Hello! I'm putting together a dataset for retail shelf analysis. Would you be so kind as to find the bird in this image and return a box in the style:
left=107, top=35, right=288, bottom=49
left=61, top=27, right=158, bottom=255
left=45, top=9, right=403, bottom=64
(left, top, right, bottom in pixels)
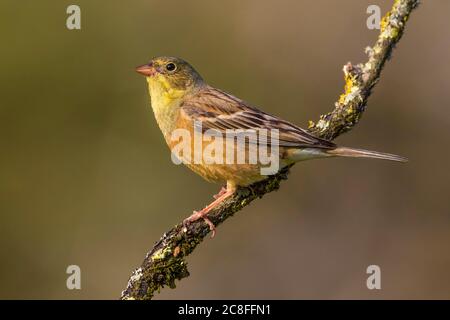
left=136, top=56, right=407, bottom=237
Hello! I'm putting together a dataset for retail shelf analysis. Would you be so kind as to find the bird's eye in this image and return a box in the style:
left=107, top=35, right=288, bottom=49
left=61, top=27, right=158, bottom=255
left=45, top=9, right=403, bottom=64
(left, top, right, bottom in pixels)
left=166, top=63, right=176, bottom=72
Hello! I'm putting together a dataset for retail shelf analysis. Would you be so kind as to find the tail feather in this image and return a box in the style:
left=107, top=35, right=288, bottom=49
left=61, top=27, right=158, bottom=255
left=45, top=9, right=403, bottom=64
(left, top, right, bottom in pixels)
left=327, top=147, right=408, bottom=163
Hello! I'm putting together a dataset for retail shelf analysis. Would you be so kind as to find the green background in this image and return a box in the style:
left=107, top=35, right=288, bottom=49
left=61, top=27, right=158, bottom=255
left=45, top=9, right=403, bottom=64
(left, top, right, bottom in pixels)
left=0, top=0, right=449, bottom=299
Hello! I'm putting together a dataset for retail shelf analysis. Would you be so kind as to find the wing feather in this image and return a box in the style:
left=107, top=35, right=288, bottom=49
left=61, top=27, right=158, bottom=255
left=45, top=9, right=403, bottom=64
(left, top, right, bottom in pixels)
left=181, top=86, right=335, bottom=149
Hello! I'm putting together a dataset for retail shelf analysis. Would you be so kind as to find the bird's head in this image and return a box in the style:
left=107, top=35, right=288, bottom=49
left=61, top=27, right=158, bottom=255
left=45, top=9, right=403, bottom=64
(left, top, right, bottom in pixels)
left=136, top=56, right=204, bottom=102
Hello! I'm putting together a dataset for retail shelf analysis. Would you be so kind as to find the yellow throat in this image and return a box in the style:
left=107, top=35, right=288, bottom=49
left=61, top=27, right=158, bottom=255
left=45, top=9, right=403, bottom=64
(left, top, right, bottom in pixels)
left=146, top=75, right=186, bottom=137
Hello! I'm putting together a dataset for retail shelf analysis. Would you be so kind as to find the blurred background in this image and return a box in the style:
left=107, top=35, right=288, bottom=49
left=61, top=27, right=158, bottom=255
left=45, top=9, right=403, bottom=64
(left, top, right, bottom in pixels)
left=0, top=0, right=449, bottom=299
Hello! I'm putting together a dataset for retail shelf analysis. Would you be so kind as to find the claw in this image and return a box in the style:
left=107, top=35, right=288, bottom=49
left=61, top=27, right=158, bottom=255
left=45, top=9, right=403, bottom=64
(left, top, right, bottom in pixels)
left=183, top=185, right=235, bottom=239
left=201, top=215, right=216, bottom=238
left=183, top=211, right=216, bottom=238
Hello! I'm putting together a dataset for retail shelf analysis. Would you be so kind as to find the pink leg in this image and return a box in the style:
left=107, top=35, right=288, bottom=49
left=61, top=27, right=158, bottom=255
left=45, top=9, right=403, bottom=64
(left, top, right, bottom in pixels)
left=213, top=186, right=227, bottom=199
left=184, top=185, right=235, bottom=238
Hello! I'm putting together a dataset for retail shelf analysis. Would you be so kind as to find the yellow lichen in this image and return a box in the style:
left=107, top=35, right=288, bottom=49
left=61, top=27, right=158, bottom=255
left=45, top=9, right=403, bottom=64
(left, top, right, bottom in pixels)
left=346, top=105, right=355, bottom=115
left=152, top=246, right=173, bottom=261
left=338, top=74, right=357, bottom=105
left=380, top=13, right=391, bottom=33
left=379, top=2, right=404, bottom=41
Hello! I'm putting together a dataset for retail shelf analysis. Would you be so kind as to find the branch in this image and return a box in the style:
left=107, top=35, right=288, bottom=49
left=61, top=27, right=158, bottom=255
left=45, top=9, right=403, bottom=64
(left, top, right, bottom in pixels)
left=121, top=0, right=420, bottom=300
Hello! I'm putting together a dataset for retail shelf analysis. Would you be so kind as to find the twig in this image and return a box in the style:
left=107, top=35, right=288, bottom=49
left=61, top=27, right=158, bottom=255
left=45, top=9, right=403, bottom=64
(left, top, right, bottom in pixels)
left=121, top=0, right=420, bottom=300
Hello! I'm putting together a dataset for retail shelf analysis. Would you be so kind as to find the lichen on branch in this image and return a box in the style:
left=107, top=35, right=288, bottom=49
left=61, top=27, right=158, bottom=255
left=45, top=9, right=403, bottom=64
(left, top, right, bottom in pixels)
left=121, top=0, right=420, bottom=300
left=308, top=0, right=419, bottom=141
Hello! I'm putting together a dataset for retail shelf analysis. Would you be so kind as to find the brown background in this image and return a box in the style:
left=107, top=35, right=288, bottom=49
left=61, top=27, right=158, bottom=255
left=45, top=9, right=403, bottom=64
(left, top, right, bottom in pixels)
left=0, top=0, right=449, bottom=299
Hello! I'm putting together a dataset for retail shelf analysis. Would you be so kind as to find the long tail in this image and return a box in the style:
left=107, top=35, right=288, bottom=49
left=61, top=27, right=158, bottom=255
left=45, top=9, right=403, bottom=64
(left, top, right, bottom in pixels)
left=326, top=147, right=408, bottom=162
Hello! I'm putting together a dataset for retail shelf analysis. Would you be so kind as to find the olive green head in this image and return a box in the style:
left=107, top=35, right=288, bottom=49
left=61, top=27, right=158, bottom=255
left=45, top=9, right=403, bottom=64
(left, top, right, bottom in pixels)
left=136, top=56, right=204, bottom=95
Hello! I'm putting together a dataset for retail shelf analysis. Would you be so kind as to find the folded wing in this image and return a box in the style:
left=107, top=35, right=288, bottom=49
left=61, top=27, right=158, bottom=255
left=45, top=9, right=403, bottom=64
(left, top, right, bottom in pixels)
left=180, top=86, right=336, bottom=149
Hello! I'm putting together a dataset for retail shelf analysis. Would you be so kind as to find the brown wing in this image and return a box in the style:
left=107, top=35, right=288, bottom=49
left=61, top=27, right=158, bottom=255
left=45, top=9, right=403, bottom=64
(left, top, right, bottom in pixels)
left=180, top=86, right=336, bottom=149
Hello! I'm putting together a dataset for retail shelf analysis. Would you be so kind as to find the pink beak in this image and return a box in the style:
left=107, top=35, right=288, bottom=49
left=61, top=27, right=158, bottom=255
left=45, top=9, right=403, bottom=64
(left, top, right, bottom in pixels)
left=136, top=63, right=156, bottom=76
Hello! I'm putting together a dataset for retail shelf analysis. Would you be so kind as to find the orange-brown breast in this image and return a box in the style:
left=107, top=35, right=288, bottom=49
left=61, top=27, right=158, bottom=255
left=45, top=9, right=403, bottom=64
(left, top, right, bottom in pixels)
left=164, top=110, right=291, bottom=186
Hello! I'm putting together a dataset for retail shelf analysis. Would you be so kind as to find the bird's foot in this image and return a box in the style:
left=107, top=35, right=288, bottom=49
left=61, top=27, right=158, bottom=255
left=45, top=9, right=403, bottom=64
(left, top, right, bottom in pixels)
left=183, top=185, right=235, bottom=238
left=183, top=209, right=216, bottom=238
